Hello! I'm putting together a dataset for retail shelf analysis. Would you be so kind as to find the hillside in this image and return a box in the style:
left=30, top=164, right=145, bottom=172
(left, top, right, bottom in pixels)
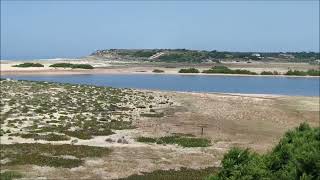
left=91, top=49, right=320, bottom=63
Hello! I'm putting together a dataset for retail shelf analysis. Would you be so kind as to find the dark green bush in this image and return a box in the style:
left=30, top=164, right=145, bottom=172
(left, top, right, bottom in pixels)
left=13, top=63, right=44, bottom=68
left=137, top=135, right=210, bottom=147
left=306, top=69, right=320, bottom=76
left=1, top=143, right=111, bottom=168
left=0, top=171, right=22, bottom=180
left=203, top=66, right=257, bottom=75
left=152, top=69, right=164, bottom=73
left=178, top=68, right=200, bottom=73
left=285, top=70, right=307, bottom=76
left=207, top=123, right=320, bottom=180
left=121, top=167, right=218, bottom=180
left=260, top=71, right=274, bottom=75
left=49, top=63, right=94, bottom=69
left=285, top=69, right=320, bottom=76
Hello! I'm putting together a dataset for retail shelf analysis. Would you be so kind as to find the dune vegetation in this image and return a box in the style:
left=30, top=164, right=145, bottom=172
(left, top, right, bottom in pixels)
left=49, top=63, right=94, bottom=69
left=137, top=134, right=211, bottom=147
left=12, top=63, right=44, bottom=68
left=178, top=68, right=200, bottom=73
left=0, top=79, right=173, bottom=141
left=202, top=66, right=257, bottom=75
left=207, top=123, right=320, bottom=180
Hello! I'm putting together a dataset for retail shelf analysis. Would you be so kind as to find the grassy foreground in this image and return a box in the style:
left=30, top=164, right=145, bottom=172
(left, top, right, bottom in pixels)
left=0, top=143, right=111, bottom=168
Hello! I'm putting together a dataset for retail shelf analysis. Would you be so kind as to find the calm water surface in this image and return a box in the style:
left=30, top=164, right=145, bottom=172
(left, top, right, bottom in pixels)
left=2, top=74, right=319, bottom=96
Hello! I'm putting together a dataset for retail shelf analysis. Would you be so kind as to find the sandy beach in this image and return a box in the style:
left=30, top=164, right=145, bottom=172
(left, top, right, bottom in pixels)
left=1, top=59, right=319, bottom=77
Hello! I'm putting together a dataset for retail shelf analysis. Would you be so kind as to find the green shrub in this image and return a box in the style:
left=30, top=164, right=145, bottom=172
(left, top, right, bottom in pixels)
left=306, top=69, right=320, bottom=76
left=49, top=63, right=94, bottom=69
left=178, top=68, right=200, bottom=73
left=137, top=137, right=157, bottom=143
left=207, top=123, right=320, bottom=180
left=121, top=167, right=218, bottom=180
left=70, top=64, right=94, bottom=69
left=152, top=69, right=164, bottom=73
left=0, top=171, right=22, bottom=180
left=260, top=71, right=274, bottom=75
left=20, top=133, right=70, bottom=141
left=285, top=70, right=307, bottom=76
left=137, top=135, right=210, bottom=147
left=1, top=143, right=111, bottom=168
left=202, top=66, right=257, bottom=75
left=13, top=63, right=44, bottom=68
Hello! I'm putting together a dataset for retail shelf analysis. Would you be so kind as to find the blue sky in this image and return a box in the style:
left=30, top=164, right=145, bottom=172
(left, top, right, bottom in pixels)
left=1, top=1, right=319, bottom=60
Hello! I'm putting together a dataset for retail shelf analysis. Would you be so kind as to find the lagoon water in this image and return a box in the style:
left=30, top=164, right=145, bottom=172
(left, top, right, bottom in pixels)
left=2, top=74, right=319, bottom=96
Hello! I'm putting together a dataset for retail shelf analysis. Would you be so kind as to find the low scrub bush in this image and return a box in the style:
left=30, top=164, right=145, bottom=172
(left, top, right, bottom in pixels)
left=49, top=63, right=94, bottom=69
left=178, top=68, right=200, bottom=73
left=260, top=71, right=280, bottom=75
left=203, top=66, right=257, bottom=75
left=13, top=63, right=44, bottom=68
left=1, top=143, right=111, bottom=168
left=285, top=70, right=308, bottom=76
left=284, top=69, right=320, bottom=76
left=152, top=69, right=164, bottom=73
left=137, top=135, right=210, bottom=147
left=307, top=69, right=320, bottom=76
left=0, top=171, right=22, bottom=180
left=20, top=133, right=70, bottom=141
left=121, top=167, right=218, bottom=180
left=207, top=123, right=320, bottom=180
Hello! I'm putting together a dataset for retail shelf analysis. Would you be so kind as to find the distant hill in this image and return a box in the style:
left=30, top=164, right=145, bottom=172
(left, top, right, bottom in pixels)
left=90, top=49, right=320, bottom=63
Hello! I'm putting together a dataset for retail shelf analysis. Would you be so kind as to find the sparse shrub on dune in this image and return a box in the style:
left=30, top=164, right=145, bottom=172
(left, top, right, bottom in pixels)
left=137, top=134, right=210, bottom=147
left=152, top=69, right=165, bottom=73
left=202, top=66, right=257, bottom=75
left=285, top=69, right=320, bottom=76
left=13, top=63, right=44, bottom=68
left=49, top=63, right=94, bottom=69
left=178, top=68, right=200, bottom=73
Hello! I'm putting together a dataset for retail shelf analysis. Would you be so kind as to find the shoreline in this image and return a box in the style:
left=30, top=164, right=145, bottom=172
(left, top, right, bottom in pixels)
left=1, top=59, right=319, bottom=77
left=1, top=68, right=319, bottom=78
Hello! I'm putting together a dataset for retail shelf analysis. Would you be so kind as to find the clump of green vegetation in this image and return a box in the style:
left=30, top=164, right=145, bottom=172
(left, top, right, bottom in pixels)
left=120, top=167, right=218, bottom=180
left=178, top=68, right=200, bottom=73
left=140, top=112, right=164, bottom=118
left=260, top=71, right=280, bottom=75
left=285, top=69, right=320, bottom=76
left=0, top=171, right=22, bottom=180
left=20, top=133, right=70, bottom=141
left=49, top=63, right=94, bottom=69
left=152, top=69, right=165, bottom=73
left=12, top=63, right=44, bottom=68
left=1, top=143, right=111, bottom=168
left=137, top=137, right=157, bottom=143
left=137, top=135, right=210, bottom=147
left=307, top=69, right=320, bottom=76
left=202, top=66, right=257, bottom=75
left=207, top=123, right=320, bottom=180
